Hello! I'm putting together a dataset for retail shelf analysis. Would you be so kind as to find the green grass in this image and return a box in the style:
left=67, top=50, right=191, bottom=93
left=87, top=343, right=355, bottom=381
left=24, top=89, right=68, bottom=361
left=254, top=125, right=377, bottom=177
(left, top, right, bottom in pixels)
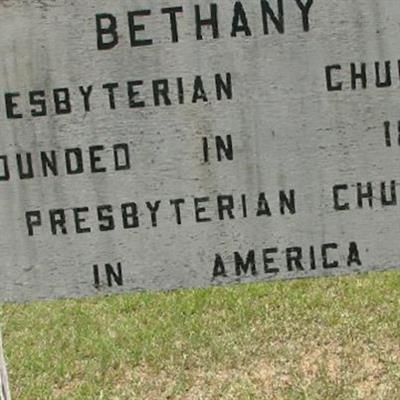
left=2, top=270, right=400, bottom=399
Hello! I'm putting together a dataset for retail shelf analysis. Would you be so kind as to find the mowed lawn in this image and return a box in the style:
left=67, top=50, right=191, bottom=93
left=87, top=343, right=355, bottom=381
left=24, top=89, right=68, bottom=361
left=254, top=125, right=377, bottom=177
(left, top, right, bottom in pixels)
left=2, top=270, right=400, bottom=399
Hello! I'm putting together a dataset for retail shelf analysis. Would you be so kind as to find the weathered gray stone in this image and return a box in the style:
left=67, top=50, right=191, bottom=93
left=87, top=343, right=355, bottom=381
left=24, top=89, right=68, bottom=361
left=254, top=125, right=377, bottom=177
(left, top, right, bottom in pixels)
left=0, top=0, right=399, bottom=302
